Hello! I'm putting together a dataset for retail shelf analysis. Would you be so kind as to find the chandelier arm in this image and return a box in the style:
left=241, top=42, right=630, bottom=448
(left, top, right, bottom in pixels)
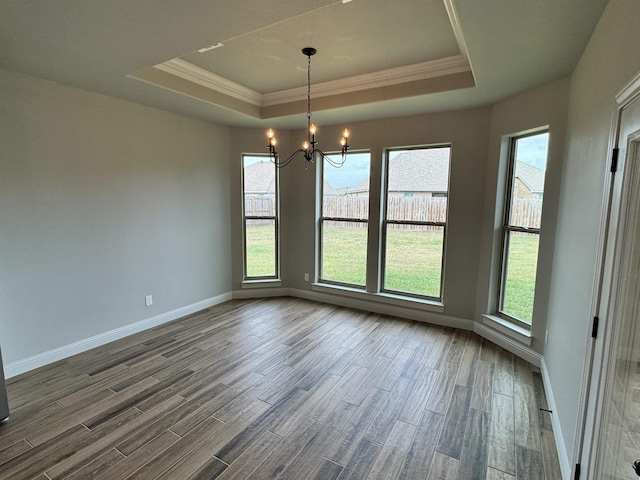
left=271, top=149, right=305, bottom=168
left=316, top=149, right=347, bottom=168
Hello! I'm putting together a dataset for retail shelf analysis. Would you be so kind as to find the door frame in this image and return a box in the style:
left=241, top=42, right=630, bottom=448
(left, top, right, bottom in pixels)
left=578, top=69, right=640, bottom=479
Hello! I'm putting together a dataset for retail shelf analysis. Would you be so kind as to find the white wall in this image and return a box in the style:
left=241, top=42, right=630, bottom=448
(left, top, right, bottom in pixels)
left=544, top=0, right=640, bottom=473
left=0, top=68, right=233, bottom=366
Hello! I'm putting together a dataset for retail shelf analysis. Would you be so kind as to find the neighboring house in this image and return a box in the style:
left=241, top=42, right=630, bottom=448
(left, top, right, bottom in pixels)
left=514, top=161, right=545, bottom=199
left=243, top=161, right=276, bottom=217
left=322, top=180, right=342, bottom=197
left=348, top=149, right=450, bottom=198
left=243, top=161, right=276, bottom=196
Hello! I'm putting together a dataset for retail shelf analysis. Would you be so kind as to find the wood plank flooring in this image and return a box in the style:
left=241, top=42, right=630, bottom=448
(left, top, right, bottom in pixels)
left=0, top=297, right=562, bottom=479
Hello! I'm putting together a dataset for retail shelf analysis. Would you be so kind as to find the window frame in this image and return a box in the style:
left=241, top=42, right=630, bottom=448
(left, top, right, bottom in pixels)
left=241, top=154, right=280, bottom=281
left=496, top=130, right=548, bottom=327
left=318, top=150, right=371, bottom=289
left=380, top=145, right=451, bottom=301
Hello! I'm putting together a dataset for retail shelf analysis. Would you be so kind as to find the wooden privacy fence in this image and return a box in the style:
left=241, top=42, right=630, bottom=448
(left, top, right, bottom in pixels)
left=245, top=195, right=543, bottom=230
left=244, top=196, right=276, bottom=217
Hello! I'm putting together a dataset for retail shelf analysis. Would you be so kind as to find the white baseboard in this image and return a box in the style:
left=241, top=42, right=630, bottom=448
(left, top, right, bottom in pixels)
left=473, top=321, right=542, bottom=367
left=232, top=287, right=292, bottom=299
left=288, top=287, right=473, bottom=330
left=4, top=293, right=232, bottom=379
left=541, top=356, right=572, bottom=480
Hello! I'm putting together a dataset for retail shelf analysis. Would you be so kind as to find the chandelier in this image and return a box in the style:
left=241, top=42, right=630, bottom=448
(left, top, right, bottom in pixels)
left=267, top=47, right=350, bottom=168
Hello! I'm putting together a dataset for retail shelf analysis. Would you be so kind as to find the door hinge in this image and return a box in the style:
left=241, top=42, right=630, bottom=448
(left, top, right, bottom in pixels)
left=611, top=147, right=619, bottom=172
left=592, top=316, right=599, bottom=338
left=574, top=463, right=581, bottom=480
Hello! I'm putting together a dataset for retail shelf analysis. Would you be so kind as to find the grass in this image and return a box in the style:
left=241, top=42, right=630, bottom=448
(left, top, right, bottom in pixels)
left=246, top=224, right=538, bottom=323
left=383, top=227, right=444, bottom=297
left=501, top=233, right=539, bottom=323
left=321, top=225, right=368, bottom=285
left=245, top=223, right=276, bottom=277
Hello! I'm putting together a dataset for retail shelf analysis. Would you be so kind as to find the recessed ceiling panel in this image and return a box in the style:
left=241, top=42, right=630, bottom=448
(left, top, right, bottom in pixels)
left=181, top=0, right=460, bottom=94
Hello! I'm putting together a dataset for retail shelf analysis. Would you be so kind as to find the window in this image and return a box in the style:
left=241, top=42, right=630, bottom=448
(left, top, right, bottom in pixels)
left=242, top=155, right=279, bottom=279
left=382, top=147, right=450, bottom=299
left=498, top=131, right=549, bottom=324
left=319, top=152, right=371, bottom=286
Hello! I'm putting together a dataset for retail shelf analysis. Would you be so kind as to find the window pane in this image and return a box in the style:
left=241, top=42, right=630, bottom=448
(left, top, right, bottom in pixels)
left=243, top=157, right=276, bottom=204
left=384, top=224, right=444, bottom=297
left=323, top=153, right=370, bottom=220
left=508, top=133, right=548, bottom=229
left=501, top=231, right=540, bottom=323
left=245, top=219, right=276, bottom=277
left=321, top=220, right=367, bottom=286
left=320, top=152, right=370, bottom=287
left=386, top=148, right=450, bottom=222
left=242, top=155, right=278, bottom=279
left=243, top=157, right=276, bottom=217
left=244, top=193, right=275, bottom=217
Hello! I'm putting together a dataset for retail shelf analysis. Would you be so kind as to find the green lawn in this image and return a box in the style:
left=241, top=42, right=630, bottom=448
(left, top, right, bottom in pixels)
left=246, top=224, right=538, bottom=323
left=501, top=233, right=539, bottom=323
left=244, top=223, right=276, bottom=277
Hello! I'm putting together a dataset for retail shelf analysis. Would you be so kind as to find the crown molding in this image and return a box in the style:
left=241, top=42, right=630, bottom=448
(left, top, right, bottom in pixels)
left=443, top=0, right=470, bottom=61
left=443, top=0, right=476, bottom=84
left=153, top=54, right=472, bottom=110
left=154, top=58, right=263, bottom=107
left=261, top=55, right=472, bottom=106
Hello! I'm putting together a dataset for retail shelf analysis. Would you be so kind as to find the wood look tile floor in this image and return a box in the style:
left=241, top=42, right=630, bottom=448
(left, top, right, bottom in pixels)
left=0, top=297, right=562, bottom=479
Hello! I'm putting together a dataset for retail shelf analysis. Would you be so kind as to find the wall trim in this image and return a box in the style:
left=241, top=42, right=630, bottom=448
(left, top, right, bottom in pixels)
left=4, top=293, right=232, bottom=379
left=232, top=287, right=292, bottom=299
left=234, top=288, right=552, bottom=369
left=7, top=288, right=547, bottom=391
left=261, top=55, right=471, bottom=107
left=311, top=283, right=445, bottom=314
left=291, top=287, right=473, bottom=330
left=541, top=356, right=572, bottom=480
left=232, top=286, right=472, bottom=329
left=151, top=55, right=472, bottom=110
left=473, top=321, right=542, bottom=367
left=155, top=59, right=263, bottom=106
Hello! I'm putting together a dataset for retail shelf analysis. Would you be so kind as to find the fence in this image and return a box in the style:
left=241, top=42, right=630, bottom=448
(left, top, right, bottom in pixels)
left=245, top=195, right=543, bottom=230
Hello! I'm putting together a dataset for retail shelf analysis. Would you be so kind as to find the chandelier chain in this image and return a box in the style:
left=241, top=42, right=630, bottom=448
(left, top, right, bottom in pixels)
left=266, top=47, right=349, bottom=169
left=307, top=53, right=312, bottom=121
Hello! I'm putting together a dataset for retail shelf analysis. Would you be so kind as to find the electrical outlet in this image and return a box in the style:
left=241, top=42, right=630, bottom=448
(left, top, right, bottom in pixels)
left=145, top=295, right=153, bottom=307
left=304, top=273, right=310, bottom=282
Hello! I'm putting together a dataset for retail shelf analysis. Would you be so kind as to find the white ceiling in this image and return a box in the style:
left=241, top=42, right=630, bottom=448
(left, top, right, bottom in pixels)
left=0, top=0, right=609, bottom=129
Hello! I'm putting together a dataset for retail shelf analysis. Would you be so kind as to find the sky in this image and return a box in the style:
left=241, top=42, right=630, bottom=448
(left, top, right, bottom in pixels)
left=247, top=131, right=550, bottom=189
left=325, top=133, right=550, bottom=189
left=515, top=132, right=549, bottom=171
left=324, top=152, right=371, bottom=189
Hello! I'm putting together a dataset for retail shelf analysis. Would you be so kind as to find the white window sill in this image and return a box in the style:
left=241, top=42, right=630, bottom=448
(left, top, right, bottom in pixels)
left=312, top=282, right=445, bottom=313
left=482, top=314, right=532, bottom=346
left=242, top=279, right=282, bottom=289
